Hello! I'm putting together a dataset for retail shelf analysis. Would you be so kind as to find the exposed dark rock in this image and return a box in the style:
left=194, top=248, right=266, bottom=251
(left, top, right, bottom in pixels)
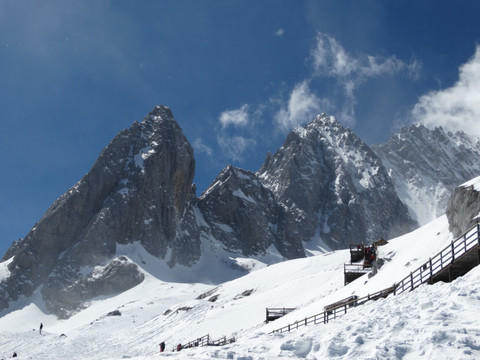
left=42, top=256, right=144, bottom=319
left=446, top=181, right=480, bottom=238
left=198, top=165, right=304, bottom=259
left=107, top=310, right=122, bottom=317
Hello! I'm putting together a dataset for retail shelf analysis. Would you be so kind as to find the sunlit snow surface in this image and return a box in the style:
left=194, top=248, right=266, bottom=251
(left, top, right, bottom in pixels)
left=1, top=215, right=480, bottom=359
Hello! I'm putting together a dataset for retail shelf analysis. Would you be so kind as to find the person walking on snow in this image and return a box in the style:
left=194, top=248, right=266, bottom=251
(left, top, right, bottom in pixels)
left=39, top=323, right=43, bottom=335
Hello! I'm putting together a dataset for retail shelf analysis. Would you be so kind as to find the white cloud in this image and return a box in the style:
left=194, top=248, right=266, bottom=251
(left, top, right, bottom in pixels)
left=219, top=104, right=249, bottom=128
left=275, top=28, right=285, bottom=37
left=217, top=135, right=256, bottom=162
left=312, top=34, right=357, bottom=77
left=274, top=81, right=329, bottom=131
left=412, top=46, right=480, bottom=137
left=311, top=33, right=416, bottom=80
left=192, top=138, right=213, bottom=156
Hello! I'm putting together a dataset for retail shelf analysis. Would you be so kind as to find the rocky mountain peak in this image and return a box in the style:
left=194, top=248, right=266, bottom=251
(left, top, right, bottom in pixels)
left=0, top=105, right=198, bottom=318
left=258, top=114, right=415, bottom=250
left=147, top=104, right=175, bottom=120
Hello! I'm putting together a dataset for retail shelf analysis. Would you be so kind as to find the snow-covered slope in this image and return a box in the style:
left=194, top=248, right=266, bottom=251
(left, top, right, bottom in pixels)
left=1, top=210, right=479, bottom=359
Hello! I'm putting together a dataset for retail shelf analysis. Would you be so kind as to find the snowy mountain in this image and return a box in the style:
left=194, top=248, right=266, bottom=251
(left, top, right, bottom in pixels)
left=372, top=124, right=480, bottom=225
left=0, top=106, right=200, bottom=319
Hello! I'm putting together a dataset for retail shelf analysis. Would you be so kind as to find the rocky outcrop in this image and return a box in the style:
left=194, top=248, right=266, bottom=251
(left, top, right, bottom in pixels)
left=42, top=256, right=144, bottom=319
left=446, top=178, right=480, bottom=238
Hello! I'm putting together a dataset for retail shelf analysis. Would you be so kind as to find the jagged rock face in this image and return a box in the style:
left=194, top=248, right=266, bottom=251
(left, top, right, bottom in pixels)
left=372, top=124, right=480, bottom=225
left=257, top=114, right=416, bottom=249
left=198, top=166, right=305, bottom=259
left=0, top=105, right=199, bottom=317
left=446, top=179, right=480, bottom=238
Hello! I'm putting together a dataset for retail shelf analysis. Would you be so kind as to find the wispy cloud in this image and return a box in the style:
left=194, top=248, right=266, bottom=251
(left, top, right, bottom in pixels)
left=274, top=81, right=330, bottom=131
left=219, top=104, right=249, bottom=128
left=275, top=28, right=285, bottom=37
left=192, top=138, right=213, bottom=156
left=412, top=45, right=480, bottom=138
left=216, top=135, right=256, bottom=162
left=311, top=33, right=420, bottom=80
left=309, top=33, right=421, bottom=126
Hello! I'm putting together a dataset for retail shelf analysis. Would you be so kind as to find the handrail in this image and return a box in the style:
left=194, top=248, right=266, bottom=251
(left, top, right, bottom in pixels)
left=180, top=333, right=236, bottom=350
left=394, top=222, right=480, bottom=295
left=270, top=222, right=480, bottom=334
left=270, top=286, right=394, bottom=334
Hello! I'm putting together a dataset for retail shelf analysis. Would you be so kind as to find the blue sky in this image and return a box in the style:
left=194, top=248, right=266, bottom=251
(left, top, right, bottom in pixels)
left=1, top=0, right=480, bottom=256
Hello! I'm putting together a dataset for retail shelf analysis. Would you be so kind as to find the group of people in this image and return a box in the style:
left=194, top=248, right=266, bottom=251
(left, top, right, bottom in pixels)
left=363, top=245, right=377, bottom=267
left=158, top=341, right=198, bottom=352
left=158, top=342, right=185, bottom=353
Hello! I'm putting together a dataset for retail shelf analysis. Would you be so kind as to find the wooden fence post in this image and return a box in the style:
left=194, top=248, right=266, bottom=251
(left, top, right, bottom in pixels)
left=410, top=272, right=414, bottom=290
left=451, top=241, right=455, bottom=262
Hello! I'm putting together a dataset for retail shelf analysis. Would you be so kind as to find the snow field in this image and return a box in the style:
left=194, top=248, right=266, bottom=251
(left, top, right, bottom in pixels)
left=1, top=214, right=479, bottom=359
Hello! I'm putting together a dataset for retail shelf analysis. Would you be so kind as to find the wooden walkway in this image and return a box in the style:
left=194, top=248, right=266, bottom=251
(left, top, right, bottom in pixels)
left=270, top=222, right=480, bottom=334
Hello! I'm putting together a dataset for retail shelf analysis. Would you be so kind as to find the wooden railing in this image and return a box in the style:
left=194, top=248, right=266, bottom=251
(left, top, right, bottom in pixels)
left=269, top=287, right=394, bottom=334
left=270, top=222, right=480, bottom=334
left=179, top=334, right=236, bottom=350
left=394, top=222, right=480, bottom=295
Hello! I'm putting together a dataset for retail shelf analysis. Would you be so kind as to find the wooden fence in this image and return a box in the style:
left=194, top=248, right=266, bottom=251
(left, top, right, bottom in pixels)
left=394, top=222, right=480, bottom=295
left=178, top=334, right=236, bottom=350
left=270, top=222, right=480, bottom=334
